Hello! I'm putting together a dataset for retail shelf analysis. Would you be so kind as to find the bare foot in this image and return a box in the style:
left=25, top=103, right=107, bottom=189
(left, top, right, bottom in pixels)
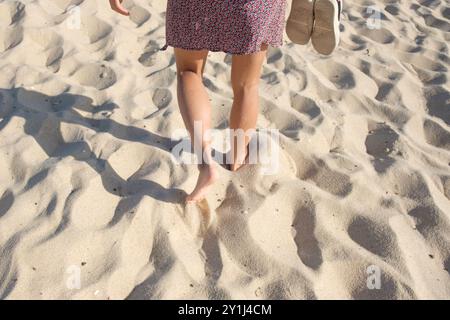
left=186, top=164, right=219, bottom=203
left=229, top=161, right=244, bottom=172
left=229, top=145, right=250, bottom=172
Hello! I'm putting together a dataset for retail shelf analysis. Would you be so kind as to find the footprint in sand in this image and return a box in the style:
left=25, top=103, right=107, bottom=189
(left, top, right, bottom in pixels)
left=442, top=6, right=450, bottom=19
left=0, top=1, right=25, bottom=30
left=129, top=5, right=151, bottom=27
left=347, top=216, right=399, bottom=260
left=266, top=47, right=283, bottom=64
left=408, top=205, right=441, bottom=234
left=416, top=8, right=450, bottom=31
left=260, top=98, right=303, bottom=140
left=424, top=86, right=450, bottom=125
left=138, top=40, right=163, bottom=67
left=296, top=157, right=353, bottom=197
left=312, top=60, right=356, bottom=90
left=0, top=25, right=23, bottom=53
left=152, top=88, right=172, bottom=110
left=282, top=54, right=307, bottom=92
left=292, top=203, right=323, bottom=270
left=407, top=204, right=450, bottom=266
left=290, top=93, right=322, bottom=121
left=365, top=123, right=399, bottom=172
left=412, top=66, right=447, bottom=86
left=73, top=63, right=117, bottom=90
left=385, top=4, right=400, bottom=16
left=0, top=1, right=24, bottom=27
left=423, top=119, right=450, bottom=151
left=131, top=88, right=172, bottom=119
left=360, top=28, right=395, bottom=45
left=397, top=42, right=423, bottom=54
left=400, top=52, right=447, bottom=73
left=81, top=15, right=114, bottom=53
left=28, top=29, right=64, bottom=71
left=347, top=35, right=367, bottom=51
left=80, top=14, right=112, bottom=44
left=352, top=272, right=415, bottom=300
left=384, top=169, right=432, bottom=200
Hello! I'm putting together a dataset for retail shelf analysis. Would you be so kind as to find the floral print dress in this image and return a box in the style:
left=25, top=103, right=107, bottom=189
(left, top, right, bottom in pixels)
left=164, top=0, right=287, bottom=54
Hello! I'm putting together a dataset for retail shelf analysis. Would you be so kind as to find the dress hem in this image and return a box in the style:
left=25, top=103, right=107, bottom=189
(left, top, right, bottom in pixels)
left=161, top=40, right=283, bottom=55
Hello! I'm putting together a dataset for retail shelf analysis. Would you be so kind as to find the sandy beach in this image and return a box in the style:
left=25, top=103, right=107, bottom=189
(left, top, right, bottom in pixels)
left=0, top=0, right=449, bottom=299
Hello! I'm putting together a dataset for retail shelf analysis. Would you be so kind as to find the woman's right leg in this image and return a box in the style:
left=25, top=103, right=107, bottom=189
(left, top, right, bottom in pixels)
left=229, top=46, right=268, bottom=171
left=174, top=48, right=218, bottom=203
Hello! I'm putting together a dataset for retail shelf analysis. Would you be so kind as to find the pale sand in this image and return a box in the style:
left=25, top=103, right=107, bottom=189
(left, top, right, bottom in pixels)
left=0, top=0, right=449, bottom=299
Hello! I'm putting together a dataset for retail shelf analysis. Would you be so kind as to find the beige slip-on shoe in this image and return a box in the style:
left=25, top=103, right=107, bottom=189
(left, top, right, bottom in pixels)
left=286, top=0, right=315, bottom=45
left=311, top=0, right=342, bottom=55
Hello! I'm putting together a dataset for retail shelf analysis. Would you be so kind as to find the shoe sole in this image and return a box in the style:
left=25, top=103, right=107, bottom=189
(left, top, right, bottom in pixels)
left=286, top=0, right=315, bottom=45
left=311, top=0, right=340, bottom=55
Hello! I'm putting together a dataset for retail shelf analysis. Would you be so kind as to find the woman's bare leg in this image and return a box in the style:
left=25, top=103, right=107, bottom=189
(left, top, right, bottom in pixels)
left=229, top=44, right=268, bottom=171
left=174, top=48, right=218, bottom=203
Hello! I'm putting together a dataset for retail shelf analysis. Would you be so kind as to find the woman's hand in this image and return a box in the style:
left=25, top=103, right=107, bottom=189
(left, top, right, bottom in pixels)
left=109, top=0, right=129, bottom=16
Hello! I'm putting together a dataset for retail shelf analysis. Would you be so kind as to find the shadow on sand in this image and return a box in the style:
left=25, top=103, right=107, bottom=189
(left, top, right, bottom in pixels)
left=0, top=87, right=189, bottom=225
